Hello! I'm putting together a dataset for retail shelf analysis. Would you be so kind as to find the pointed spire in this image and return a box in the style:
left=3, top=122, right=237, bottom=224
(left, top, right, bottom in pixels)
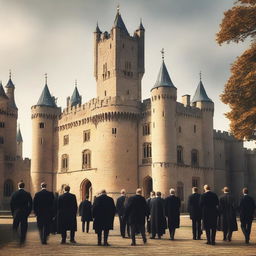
left=151, top=49, right=176, bottom=91
left=139, top=18, right=145, bottom=31
left=6, top=69, right=15, bottom=88
left=36, top=76, right=57, bottom=107
left=0, top=81, right=8, bottom=99
left=70, top=81, right=81, bottom=107
left=113, top=5, right=129, bottom=35
left=95, top=21, right=102, bottom=33
left=191, top=73, right=212, bottom=103
left=16, top=124, right=23, bottom=143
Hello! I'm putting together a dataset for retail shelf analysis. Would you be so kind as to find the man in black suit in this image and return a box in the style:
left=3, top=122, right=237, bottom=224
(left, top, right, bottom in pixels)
left=239, top=187, right=255, bottom=244
left=200, top=184, right=219, bottom=245
left=33, top=182, right=54, bottom=244
left=187, top=187, right=202, bottom=240
left=150, top=191, right=166, bottom=239
left=125, top=188, right=149, bottom=246
left=218, top=187, right=237, bottom=242
left=146, top=191, right=155, bottom=234
left=79, top=194, right=93, bottom=233
left=10, top=181, right=32, bottom=244
left=92, top=189, right=116, bottom=246
left=116, top=189, right=130, bottom=238
left=165, top=188, right=181, bottom=240
left=57, top=185, right=78, bottom=244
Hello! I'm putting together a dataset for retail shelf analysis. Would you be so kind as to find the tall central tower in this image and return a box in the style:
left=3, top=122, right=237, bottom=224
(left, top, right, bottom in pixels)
left=94, top=8, right=145, bottom=101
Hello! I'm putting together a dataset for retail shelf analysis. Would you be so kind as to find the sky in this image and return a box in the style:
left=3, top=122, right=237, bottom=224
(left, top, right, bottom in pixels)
left=0, top=0, right=253, bottom=158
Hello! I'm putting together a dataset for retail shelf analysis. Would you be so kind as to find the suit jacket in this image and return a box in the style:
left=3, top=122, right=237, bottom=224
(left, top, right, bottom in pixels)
left=239, top=194, right=255, bottom=222
left=187, top=193, right=202, bottom=220
left=116, top=195, right=126, bottom=216
left=165, top=195, right=181, bottom=228
left=79, top=199, right=93, bottom=222
left=33, top=189, right=54, bottom=224
left=92, top=194, right=116, bottom=231
left=10, top=189, right=32, bottom=218
left=57, top=192, right=78, bottom=232
left=200, top=191, right=219, bottom=229
left=125, top=194, right=149, bottom=225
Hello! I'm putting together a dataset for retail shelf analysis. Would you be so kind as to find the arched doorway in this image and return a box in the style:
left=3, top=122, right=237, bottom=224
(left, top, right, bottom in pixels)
left=143, top=176, right=153, bottom=199
left=81, top=179, right=92, bottom=202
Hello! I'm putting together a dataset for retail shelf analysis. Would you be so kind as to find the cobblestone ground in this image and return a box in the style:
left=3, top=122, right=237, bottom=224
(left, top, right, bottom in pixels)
left=0, top=216, right=256, bottom=256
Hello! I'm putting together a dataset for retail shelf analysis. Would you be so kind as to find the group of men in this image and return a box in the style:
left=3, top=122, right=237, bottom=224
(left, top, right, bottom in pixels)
left=9, top=181, right=255, bottom=247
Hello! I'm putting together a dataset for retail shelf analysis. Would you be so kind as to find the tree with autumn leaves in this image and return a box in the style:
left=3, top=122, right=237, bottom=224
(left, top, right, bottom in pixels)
left=216, top=0, right=256, bottom=140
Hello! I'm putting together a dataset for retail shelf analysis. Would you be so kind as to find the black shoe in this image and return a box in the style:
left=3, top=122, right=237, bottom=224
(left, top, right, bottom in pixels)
left=206, top=241, right=210, bottom=245
left=193, top=237, right=197, bottom=240
left=211, top=241, right=216, bottom=245
left=131, top=242, right=136, bottom=246
left=97, top=241, right=102, bottom=246
left=150, top=236, right=155, bottom=239
left=158, top=236, right=162, bottom=239
left=223, top=237, right=227, bottom=241
left=42, top=241, right=47, bottom=245
left=104, top=242, right=110, bottom=246
left=143, top=238, right=147, bottom=244
left=61, top=240, right=66, bottom=244
left=70, top=240, right=76, bottom=244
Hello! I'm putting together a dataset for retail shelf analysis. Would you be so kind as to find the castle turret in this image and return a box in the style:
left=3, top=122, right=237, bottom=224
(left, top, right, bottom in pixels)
left=94, top=7, right=144, bottom=101
left=70, top=84, right=82, bottom=107
left=31, top=76, right=60, bottom=194
left=151, top=52, right=177, bottom=196
left=191, top=75, right=214, bottom=185
left=4, top=72, right=18, bottom=159
left=16, top=124, right=23, bottom=159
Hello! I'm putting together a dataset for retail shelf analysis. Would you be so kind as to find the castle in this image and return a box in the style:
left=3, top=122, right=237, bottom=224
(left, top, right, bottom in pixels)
left=1, top=9, right=256, bottom=210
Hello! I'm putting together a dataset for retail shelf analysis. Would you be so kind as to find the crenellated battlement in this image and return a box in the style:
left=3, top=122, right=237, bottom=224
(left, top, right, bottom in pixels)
left=213, top=129, right=238, bottom=141
left=176, top=102, right=202, bottom=118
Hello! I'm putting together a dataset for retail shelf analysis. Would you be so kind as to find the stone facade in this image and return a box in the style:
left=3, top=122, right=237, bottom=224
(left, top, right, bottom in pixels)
left=1, top=10, right=256, bottom=210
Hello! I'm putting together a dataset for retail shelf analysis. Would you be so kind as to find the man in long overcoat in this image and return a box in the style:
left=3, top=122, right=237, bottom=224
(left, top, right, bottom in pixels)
left=200, top=184, right=219, bottom=245
left=116, top=189, right=130, bottom=238
left=218, top=187, right=237, bottom=242
left=239, top=187, right=255, bottom=244
left=150, top=191, right=166, bottom=239
left=92, top=189, right=116, bottom=246
left=187, top=187, right=202, bottom=240
left=33, top=182, right=54, bottom=244
left=79, top=194, right=93, bottom=233
left=10, top=181, right=32, bottom=244
left=165, top=188, right=181, bottom=240
left=125, top=188, right=149, bottom=246
left=57, top=185, right=78, bottom=244
left=146, top=191, right=155, bottom=233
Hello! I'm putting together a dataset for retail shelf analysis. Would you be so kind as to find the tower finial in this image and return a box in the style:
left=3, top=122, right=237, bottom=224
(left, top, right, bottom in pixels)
left=199, top=71, right=202, bottom=81
left=75, top=79, right=77, bottom=87
left=117, top=4, right=120, bottom=14
left=9, top=69, right=12, bottom=79
left=45, top=73, right=48, bottom=85
left=160, top=48, right=165, bottom=60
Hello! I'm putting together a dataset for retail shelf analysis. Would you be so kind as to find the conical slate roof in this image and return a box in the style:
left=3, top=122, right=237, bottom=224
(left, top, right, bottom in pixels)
left=16, top=126, right=23, bottom=142
left=95, top=23, right=102, bottom=33
left=6, top=78, right=15, bottom=88
left=151, top=60, right=176, bottom=90
left=0, top=82, right=8, bottom=99
left=139, top=19, right=145, bottom=31
left=36, top=84, right=57, bottom=107
left=191, top=80, right=212, bottom=103
left=70, top=86, right=81, bottom=107
left=113, top=11, right=129, bottom=35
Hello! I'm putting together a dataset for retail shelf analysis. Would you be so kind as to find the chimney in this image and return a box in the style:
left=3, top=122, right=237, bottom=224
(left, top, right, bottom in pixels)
left=182, top=94, right=190, bottom=107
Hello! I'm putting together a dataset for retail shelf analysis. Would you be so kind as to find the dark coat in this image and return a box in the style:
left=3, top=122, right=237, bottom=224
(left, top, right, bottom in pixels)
left=10, top=189, right=32, bottom=218
left=239, top=194, right=255, bottom=222
left=218, top=193, right=238, bottom=231
left=150, top=197, right=167, bottom=235
left=116, top=195, right=127, bottom=216
left=165, top=195, right=181, bottom=229
left=187, top=193, right=202, bottom=220
left=125, top=194, right=149, bottom=225
left=92, top=194, right=116, bottom=232
left=57, top=192, right=78, bottom=232
left=33, top=189, right=54, bottom=225
left=79, top=200, right=93, bottom=222
left=200, top=191, right=219, bottom=229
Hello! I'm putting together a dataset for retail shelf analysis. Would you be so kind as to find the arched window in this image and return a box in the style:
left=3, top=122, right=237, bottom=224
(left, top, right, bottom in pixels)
left=4, top=179, right=14, bottom=197
left=61, top=154, right=69, bottom=171
left=177, top=146, right=183, bottom=164
left=82, top=150, right=91, bottom=169
left=177, top=181, right=184, bottom=201
left=191, top=149, right=199, bottom=167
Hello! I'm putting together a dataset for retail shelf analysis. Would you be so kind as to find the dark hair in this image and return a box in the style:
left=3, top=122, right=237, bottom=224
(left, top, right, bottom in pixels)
left=156, top=191, right=161, bottom=197
left=64, top=185, right=70, bottom=192
left=18, top=181, right=25, bottom=189
left=243, top=187, right=248, bottom=194
left=85, top=195, right=89, bottom=199
left=192, top=187, right=198, bottom=193
left=41, top=182, right=47, bottom=188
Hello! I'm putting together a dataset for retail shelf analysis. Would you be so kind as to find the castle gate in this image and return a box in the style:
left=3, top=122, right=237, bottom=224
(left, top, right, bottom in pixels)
left=143, top=176, right=153, bottom=199
left=81, top=179, right=92, bottom=202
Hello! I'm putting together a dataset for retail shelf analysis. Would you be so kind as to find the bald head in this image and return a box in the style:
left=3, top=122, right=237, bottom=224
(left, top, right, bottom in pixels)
left=100, top=189, right=107, bottom=195
left=223, top=186, right=229, bottom=193
left=203, top=184, right=210, bottom=192
left=120, top=189, right=126, bottom=195
left=170, top=188, right=175, bottom=195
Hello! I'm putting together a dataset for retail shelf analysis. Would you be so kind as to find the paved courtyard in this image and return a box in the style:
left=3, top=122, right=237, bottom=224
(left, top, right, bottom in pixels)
left=0, top=216, right=256, bottom=256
